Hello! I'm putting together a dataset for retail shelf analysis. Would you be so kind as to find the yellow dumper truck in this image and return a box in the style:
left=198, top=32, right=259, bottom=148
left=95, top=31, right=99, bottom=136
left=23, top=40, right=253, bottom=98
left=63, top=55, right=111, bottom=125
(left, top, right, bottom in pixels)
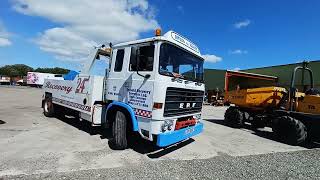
left=224, top=62, right=320, bottom=145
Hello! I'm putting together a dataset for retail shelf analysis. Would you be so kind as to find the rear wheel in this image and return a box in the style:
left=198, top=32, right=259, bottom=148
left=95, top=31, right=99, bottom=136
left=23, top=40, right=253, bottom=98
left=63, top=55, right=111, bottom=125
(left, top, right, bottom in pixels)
left=43, top=98, right=55, bottom=117
left=224, top=107, right=244, bottom=128
left=272, top=116, right=307, bottom=145
left=111, top=111, right=128, bottom=150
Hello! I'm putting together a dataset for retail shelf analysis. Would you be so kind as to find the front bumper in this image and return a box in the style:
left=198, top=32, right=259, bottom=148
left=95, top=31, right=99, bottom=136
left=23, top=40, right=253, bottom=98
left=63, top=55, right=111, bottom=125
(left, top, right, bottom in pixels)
left=156, top=122, right=203, bottom=147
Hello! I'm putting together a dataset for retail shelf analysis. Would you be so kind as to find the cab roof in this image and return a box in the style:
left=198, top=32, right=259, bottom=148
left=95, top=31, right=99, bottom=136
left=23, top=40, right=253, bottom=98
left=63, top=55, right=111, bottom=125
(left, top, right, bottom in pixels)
left=113, top=30, right=203, bottom=59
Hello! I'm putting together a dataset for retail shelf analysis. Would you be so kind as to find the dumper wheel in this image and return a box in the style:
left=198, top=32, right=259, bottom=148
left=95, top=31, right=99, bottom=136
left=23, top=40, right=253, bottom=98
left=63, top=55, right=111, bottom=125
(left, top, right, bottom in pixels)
left=43, top=98, right=55, bottom=117
left=111, top=111, right=128, bottom=150
left=273, top=116, right=307, bottom=145
left=224, top=107, right=244, bottom=128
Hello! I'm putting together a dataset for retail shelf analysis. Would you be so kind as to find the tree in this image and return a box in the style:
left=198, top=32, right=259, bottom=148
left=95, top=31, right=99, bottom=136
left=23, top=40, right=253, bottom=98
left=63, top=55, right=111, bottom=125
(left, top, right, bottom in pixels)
left=0, top=64, right=33, bottom=77
left=34, top=67, right=69, bottom=74
left=0, top=64, right=69, bottom=77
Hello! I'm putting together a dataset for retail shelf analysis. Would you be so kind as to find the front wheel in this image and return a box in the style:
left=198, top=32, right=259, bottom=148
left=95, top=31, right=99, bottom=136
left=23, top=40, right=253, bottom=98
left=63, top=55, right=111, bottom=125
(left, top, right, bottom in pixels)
left=224, top=107, right=244, bottom=128
left=111, top=111, right=128, bottom=150
left=43, top=98, right=55, bottom=117
left=272, top=116, right=307, bottom=145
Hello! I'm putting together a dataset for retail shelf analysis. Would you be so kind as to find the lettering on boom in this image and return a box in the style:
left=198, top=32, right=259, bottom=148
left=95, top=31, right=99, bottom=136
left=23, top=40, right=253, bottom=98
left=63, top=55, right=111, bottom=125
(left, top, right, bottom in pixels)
left=45, top=82, right=73, bottom=94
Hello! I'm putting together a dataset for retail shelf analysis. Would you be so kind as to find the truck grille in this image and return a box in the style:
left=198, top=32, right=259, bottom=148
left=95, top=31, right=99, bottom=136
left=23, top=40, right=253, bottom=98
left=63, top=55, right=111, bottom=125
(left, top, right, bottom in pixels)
left=164, top=87, right=204, bottom=117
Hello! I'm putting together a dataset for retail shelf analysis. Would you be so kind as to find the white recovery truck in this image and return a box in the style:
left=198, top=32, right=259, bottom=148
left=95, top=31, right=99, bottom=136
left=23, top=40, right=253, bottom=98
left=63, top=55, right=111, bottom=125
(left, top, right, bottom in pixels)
left=42, top=30, right=205, bottom=149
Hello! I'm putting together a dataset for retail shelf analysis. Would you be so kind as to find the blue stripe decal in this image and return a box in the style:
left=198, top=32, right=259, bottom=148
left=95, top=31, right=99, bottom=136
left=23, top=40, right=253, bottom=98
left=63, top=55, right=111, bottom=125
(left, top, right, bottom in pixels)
left=106, top=101, right=139, bottom=131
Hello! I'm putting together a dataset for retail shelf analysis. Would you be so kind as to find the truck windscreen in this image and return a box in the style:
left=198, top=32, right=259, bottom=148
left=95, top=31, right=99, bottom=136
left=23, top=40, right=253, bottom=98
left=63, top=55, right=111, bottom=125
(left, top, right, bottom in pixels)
left=159, top=43, right=204, bottom=82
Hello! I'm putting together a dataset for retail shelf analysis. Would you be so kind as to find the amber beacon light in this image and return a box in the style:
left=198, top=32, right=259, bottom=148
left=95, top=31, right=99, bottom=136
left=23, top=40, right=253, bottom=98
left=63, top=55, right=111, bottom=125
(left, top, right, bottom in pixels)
left=155, top=28, right=162, bottom=36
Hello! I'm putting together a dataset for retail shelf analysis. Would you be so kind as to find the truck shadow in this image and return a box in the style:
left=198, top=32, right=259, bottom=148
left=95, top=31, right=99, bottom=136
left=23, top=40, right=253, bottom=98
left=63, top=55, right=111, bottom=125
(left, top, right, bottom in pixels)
left=130, top=138, right=195, bottom=159
left=203, top=118, right=320, bottom=149
left=55, top=115, right=195, bottom=158
left=55, top=115, right=99, bottom=135
left=100, top=129, right=195, bottom=158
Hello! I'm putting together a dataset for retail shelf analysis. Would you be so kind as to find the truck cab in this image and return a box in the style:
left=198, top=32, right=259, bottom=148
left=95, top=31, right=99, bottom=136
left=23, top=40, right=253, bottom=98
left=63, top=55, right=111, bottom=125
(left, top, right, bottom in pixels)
left=42, top=30, right=205, bottom=149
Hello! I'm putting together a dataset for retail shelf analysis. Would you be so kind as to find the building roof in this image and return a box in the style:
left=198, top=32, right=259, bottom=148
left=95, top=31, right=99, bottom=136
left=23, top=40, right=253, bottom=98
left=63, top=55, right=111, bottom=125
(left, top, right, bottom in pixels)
left=245, top=60, right=320, bottom=71
left=226, top=70, right=278, bottom=79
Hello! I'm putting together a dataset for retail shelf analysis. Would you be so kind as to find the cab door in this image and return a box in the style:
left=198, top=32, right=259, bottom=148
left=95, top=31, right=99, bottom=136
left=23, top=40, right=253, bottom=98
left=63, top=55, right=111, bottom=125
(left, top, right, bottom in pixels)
left=105, top=48, right=127, bottom=101
left=123, top=43, right=156, bottom=119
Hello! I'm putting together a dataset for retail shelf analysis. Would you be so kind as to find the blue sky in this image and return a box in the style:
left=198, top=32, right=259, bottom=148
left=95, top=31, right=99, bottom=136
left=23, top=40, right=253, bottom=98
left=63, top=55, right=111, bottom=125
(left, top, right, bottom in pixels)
left=0, top=0, right=320, bottom=72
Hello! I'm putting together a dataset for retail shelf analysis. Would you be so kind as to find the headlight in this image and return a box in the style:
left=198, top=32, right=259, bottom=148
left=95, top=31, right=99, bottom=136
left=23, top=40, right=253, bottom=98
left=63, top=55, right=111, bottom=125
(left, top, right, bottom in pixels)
left=167, top=120, right=174, bottom=130
left=194, top=114, right=201, bottom=122
left=161, top=124, right=168, bottom=132
left=161, top=120, right=174, bottom=132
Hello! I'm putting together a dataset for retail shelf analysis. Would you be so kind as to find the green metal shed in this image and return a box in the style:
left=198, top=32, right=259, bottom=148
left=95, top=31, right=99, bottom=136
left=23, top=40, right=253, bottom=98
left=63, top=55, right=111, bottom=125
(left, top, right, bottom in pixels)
left=204, top=60, right=320, bottom=92
left=245, top=60, right=320, bottom=90
left=204, top=69, right=226, bottom=91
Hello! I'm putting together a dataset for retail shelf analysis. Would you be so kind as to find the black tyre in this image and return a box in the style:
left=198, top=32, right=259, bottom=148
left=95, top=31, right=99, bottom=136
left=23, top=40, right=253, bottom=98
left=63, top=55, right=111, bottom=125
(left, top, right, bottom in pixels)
left=272, top=116, right=307, bottom=145
left=111, top=111, right=128, bottom=150
left=224, top=107, right=244, bottom=128
left=43, top=98, right=55, bottom=117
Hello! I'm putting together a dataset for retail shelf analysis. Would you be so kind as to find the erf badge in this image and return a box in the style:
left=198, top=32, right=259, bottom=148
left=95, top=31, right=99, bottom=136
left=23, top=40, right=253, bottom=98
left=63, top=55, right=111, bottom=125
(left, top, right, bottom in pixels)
left=180, top=103, right=196, bottom=109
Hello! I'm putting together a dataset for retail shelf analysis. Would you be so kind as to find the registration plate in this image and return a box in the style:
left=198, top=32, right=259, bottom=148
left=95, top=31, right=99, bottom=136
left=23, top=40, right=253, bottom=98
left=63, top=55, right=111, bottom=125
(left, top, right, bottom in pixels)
left=184, top=127, right=195, bottom=135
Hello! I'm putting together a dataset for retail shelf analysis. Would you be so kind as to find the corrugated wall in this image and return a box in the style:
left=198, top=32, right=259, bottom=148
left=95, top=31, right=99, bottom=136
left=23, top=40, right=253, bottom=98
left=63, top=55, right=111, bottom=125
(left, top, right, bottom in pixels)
left=245, top=61, right=320, bottom=91
left=204, top=69, right=226, bottom=91
left=204, top=61, right=320, bottom=91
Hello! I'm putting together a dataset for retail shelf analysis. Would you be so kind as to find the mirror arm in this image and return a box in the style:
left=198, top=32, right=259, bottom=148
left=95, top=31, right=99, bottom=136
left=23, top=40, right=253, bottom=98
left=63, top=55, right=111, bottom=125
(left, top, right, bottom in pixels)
left=136, top=70, right=150, bottom=79
left=136, top=70, right=144, bottom=77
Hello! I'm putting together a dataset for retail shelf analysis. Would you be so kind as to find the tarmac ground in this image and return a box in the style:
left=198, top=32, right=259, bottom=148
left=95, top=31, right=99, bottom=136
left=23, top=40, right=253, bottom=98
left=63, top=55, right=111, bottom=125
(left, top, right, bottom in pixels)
left=0, top=86, right=319, bottom=179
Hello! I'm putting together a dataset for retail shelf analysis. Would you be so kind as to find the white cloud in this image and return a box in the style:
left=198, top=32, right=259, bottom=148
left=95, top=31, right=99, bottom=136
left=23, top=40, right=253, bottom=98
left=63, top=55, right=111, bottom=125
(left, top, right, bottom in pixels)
left=229, top=49, right=248, bottom=54
left=233, top=67, right=240, bottom=71
left=35, top=28, right=97, bottom=61
left=0, top=21, right=12, bottom=47
left=12, top=0, right=159, bottom=61
left=202, top=54, right=222, bottom=63
left=234, top=19, right=251, bottom=29
left=0, top=38, right=12, bottom=47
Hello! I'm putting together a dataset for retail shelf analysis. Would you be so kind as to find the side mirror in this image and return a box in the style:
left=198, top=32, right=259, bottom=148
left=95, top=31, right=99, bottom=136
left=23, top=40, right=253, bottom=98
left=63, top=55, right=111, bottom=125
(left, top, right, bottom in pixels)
left=144, top=74, right=151, bottom=79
